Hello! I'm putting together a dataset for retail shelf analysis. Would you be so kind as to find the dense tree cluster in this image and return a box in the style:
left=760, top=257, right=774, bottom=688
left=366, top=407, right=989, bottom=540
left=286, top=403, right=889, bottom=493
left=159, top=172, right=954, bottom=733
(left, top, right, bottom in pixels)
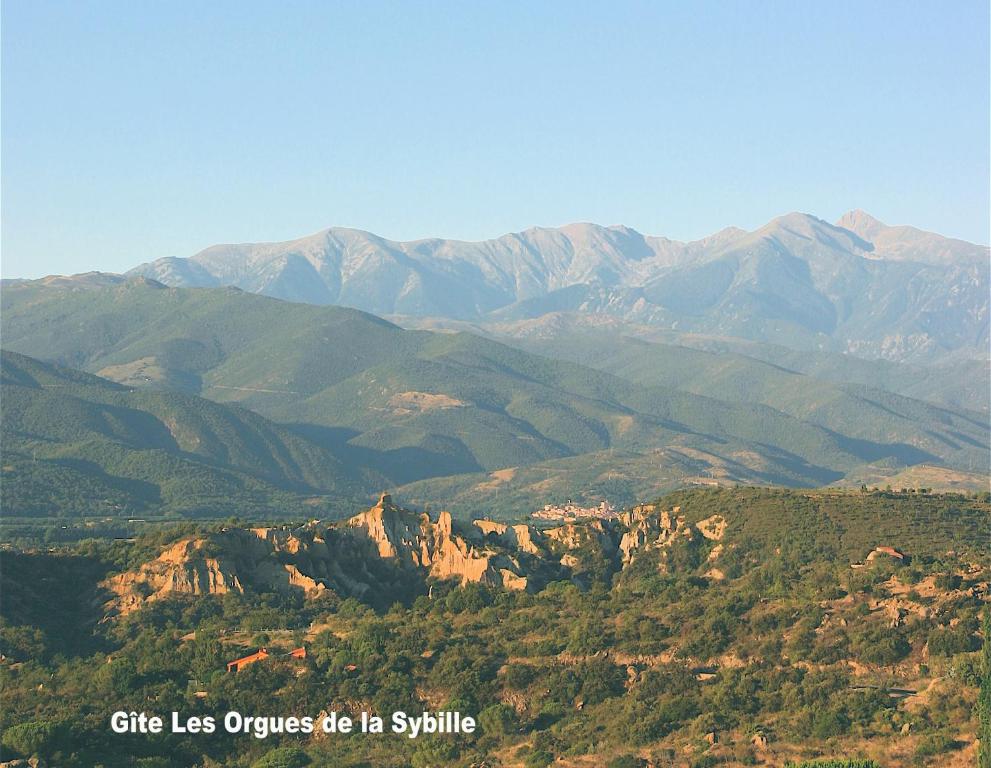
left=1, top=490, right=987, bottom=766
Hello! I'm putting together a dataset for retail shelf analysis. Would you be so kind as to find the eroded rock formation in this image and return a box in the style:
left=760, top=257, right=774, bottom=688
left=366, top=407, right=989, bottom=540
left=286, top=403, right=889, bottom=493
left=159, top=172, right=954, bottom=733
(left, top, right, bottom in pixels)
left=103, top=494, right=726, bottom=616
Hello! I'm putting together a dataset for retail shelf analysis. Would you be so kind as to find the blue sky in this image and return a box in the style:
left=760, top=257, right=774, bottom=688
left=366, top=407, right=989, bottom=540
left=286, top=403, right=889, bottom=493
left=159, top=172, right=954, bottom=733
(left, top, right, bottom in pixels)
left=2, top=1, right=988, bottom=278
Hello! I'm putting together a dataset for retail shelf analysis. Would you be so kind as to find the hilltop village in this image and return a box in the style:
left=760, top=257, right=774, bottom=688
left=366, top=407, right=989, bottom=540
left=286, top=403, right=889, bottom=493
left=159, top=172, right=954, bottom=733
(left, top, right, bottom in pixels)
left=530, top=501, right=619, bottom=522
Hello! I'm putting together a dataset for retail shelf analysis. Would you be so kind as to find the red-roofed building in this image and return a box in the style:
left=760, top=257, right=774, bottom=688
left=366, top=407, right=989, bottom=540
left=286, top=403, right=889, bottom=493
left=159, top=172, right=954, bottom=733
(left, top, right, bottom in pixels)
left=227, top=648, right=269, bottom=673
left=867, top=546, right=907, bottom=562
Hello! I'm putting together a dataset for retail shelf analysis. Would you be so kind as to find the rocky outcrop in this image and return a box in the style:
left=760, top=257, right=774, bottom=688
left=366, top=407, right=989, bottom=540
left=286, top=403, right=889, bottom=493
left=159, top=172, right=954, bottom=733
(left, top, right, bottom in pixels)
left=612, top=506, right=732, bottom=564
left=345, top=495, right=533, bottom=589
left=472, top=519, right=545, bottom=555
left=697, top=515, right=727, bottom=541
left=104, top=494, right=548, bottom=615
left=0, top=759, right=46, bottom=768
left=346, top=494, right=430, bottom=563
left=618, top=504, right=693, bottom=563
left=545, top=518, right=613, bottom=549
left=102, top=495, right=729, bottom=616
left=105, top=538, right=245, bottom=614
left=103, top=528, right=343, bottom=614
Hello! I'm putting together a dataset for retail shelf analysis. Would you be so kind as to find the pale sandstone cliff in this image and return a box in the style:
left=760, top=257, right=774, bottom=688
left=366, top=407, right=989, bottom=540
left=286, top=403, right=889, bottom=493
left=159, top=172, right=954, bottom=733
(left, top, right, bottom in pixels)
left=618, top=504, right=693, bottom=563
left=103, top=495, right=724, bottom=616
left=345, top=495, right=534, bottom=589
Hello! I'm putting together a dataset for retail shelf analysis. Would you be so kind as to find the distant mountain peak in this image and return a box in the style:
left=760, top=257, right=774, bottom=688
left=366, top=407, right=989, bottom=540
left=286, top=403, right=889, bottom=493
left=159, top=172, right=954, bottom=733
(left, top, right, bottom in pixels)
left=836, top=210, right=988, bottom=265
left=759, top=211, right=837, bottom=236
left=111, top=213, right=991, bottom=362
left=837, top=209, right=887, bottom=238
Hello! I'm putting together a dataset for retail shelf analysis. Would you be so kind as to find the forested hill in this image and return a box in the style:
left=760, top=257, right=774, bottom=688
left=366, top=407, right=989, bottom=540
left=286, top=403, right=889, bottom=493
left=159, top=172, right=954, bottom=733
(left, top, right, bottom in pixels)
left=2, top=280, right=987, bottom=520
left=0, top=350, right=382, bottom=518
left=0, top=488, right=987, bottom=767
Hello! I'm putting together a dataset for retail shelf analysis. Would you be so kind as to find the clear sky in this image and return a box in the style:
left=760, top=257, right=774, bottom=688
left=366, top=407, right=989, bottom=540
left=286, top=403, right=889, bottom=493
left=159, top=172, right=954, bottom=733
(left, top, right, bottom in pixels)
left=2, top=1, right=989, bottom=278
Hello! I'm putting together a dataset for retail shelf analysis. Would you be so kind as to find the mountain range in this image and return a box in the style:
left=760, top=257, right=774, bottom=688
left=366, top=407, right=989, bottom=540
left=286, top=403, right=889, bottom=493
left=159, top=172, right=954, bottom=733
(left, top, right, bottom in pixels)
left=1, top=274, right=987, bottom=518
left=126, top=210, right=990, bottom=363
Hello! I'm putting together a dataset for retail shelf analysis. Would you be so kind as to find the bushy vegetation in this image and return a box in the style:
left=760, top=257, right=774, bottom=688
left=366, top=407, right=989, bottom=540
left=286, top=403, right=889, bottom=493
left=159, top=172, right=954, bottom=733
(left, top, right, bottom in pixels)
left=0, top=489, right=986, bottom=767
left=785, top=761, right=881, bottom=768
left=979, top=607, right=991, bottom=768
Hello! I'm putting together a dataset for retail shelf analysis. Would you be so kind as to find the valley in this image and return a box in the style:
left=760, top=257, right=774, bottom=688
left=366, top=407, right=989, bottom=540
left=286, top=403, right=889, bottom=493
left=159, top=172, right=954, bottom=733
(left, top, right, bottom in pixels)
left=2, top=268, right=987, bottom=523
left=0, top=212, right=988, bottom=768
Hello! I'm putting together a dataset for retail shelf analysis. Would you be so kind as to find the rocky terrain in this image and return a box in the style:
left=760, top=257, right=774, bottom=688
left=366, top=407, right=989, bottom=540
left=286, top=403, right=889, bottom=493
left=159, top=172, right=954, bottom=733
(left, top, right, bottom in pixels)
left=126, top=211, right=990, bottom=363
left=103, top=494, right=728, bottom=616
left=3, top=487, right=987, bottom=768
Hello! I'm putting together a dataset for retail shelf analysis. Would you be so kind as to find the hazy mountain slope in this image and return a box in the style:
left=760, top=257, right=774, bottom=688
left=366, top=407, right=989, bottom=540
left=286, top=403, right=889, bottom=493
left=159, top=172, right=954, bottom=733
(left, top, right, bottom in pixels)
left=0, top=278, right=413, bottom=395
left=505, top=330, right=989, bottom=454
left=126, top=211, right=990, bottom=363
left=0, top=281, right=870, bottom=481
left=0, top=351, right=382, bottom=517
left=487, top=214, right=988, bottom=361
left=8, top=280, right=982, bottom=473
left=273, top=329, right=891, bottom=478
left=838, top=209, right=990, bottom=265
left=128, top=224, right=684, bottom=317
left=395, top=312, right=990, bottom=415
left=2, top=281, right=987, bottom=516
left=665, top=331, right=990, bottom=413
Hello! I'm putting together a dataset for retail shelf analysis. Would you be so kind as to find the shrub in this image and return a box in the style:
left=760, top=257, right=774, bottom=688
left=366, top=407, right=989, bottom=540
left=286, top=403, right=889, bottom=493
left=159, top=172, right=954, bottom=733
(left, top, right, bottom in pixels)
left=811, top=707, right=850, bottom=738
left=607, top=756, right=646, bottom=768
left=503, top=662, right=537, bottom=690
left=567, top=618, right=607, bottom=654
left=411, top=738, right=460, bottom=768
left=934, top=573, right=962, bottom=591
left=851, top=625, right=911, bottom=665
left=915, top=731, right=958, bottom=757
left=928, top=625, right=978, bottom=656
left=689, top=756, right=718, bottom=768
left=524, top=749, right=554, bottom=768
left=479, top=703, right=516, bottom=737
left=1, top=720, right=63, bottom=759
left=251, top=746, right=311, bottom=768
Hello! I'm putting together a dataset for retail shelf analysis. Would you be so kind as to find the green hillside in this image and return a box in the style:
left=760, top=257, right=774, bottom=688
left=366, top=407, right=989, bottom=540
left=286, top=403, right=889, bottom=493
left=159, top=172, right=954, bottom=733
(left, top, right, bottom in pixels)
left=414, top=313, right=988, bottom=414
left=2, top=279, right=988, bottom=519
left=510, top=330, right=990, bottom=453
left=655, top=486, right=990, bottom=562
left=0, top=352, right=383, bottom=518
